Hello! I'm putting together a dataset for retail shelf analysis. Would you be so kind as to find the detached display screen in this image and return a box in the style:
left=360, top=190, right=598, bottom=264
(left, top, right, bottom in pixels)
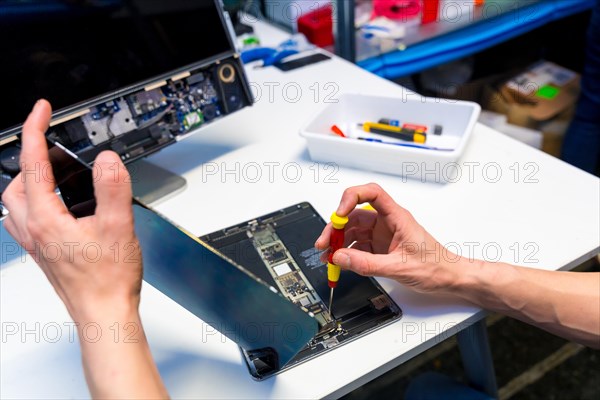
left=0, top=0, right=232, bottom=133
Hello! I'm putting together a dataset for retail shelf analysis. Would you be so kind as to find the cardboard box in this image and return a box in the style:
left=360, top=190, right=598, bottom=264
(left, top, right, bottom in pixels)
left=500, top=61, right=579, bottom=121
left=482, top=61, right=580, bottom=157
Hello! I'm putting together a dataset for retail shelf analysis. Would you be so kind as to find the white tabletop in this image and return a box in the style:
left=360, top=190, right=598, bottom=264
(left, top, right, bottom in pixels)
left=1, top=23, right=599, bottom=400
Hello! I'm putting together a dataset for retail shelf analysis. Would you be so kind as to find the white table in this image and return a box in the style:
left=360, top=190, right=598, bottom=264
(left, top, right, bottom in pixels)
left=1, top=21, right=599, bottom=400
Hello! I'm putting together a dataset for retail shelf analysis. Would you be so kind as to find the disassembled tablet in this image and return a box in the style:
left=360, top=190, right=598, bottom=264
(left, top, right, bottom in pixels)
left=201, top=203, right=402, bottom=379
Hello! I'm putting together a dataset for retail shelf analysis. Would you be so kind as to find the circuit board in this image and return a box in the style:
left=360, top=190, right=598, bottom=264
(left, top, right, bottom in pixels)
left=248, top=224, right=333, bottom=326
left=47, top=69, right=220, bottom=161
left=45, top=58, right=248, bottom=165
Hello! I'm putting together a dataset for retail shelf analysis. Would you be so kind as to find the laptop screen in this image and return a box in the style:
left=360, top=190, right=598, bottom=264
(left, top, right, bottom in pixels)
left=0, top=0, right=232, bottom=134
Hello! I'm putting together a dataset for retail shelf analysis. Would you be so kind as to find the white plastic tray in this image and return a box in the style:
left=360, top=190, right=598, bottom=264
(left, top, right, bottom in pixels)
left=300, top=93, right=480, bottom=183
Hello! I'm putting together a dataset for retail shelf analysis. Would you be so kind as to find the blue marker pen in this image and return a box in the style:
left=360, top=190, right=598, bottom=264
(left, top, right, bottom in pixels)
left=358, top=137, right=453, bottom=151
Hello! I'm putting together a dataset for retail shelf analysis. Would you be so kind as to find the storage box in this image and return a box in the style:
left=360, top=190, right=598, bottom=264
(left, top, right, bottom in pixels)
left=297, top=5, right=333, bottom=47
left=483, top=61, right=580, bottom=157
left=500, top=61, right=579, bottom=120
left=299, top=93, right=480, bottom=183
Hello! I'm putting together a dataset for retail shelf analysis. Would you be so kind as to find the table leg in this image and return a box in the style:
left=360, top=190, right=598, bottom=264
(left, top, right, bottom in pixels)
left=457, top=319, right=499, bottom=398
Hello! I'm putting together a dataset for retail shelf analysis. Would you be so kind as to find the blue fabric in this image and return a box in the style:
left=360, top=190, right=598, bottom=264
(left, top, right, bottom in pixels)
left=358, top=0, right=596, bottom=79
left=561, top=0, right=600, bottom=173
left=405, top=372, right=494, bottom=400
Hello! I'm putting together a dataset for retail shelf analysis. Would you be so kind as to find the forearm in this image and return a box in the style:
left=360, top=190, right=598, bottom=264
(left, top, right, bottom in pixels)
left=452, top=259, right=600, bottom=348
left=77, top=307, right=168, bottom=399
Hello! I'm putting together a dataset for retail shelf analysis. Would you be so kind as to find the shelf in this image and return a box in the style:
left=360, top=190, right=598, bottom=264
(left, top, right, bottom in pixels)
left=356, top=0, right=595, bottom=79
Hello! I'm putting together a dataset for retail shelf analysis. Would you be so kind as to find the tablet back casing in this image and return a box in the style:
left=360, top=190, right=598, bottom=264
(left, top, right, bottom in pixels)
left=133, top=204, right=319, bottom=367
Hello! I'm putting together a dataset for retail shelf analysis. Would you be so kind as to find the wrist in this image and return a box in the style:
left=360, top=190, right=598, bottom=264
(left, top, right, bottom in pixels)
left=70, top=293, right=141, bottom=327
left=444, top=256, right=487, bottom=297
left=75, top=305, right=145, bottom=350
left=449, top=257, right=517, bottom=306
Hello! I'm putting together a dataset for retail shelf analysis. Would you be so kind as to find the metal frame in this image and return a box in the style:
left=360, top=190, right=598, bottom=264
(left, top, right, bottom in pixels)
left=335, top=0, right=356, bottom=62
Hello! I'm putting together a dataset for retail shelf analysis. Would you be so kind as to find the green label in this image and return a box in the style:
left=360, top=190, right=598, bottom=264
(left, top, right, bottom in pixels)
left=536, top=85, right=560, bottom=100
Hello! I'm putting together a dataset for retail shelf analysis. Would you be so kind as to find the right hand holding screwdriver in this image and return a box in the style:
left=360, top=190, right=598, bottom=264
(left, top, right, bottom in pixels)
left=315, top=183, right=468, bottom=294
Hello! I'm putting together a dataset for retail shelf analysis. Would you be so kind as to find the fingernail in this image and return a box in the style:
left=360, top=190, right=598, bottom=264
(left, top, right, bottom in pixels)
left=333, top=251, right=350, bottom=267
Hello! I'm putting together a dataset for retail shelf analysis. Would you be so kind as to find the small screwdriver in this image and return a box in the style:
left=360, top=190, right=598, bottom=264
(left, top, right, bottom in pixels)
left=359, top=122, right=427, bottom=144
left=327, top=212, right=349, bottom=320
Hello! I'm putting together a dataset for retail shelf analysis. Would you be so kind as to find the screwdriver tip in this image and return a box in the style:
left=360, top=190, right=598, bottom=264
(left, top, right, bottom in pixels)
left=328, top=287, right=334, bottom=320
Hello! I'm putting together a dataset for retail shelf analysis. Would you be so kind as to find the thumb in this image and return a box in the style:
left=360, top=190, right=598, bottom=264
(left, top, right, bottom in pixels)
left=332, top=248, right=388, bottom=277
left=93, top=151, right=133, bottom=227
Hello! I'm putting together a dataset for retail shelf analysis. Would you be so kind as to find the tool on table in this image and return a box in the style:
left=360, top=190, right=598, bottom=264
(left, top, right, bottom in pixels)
left=331, top=125, right=346, bottom=138
left=241, top=47, right=298, bottom=68
left=275, top=52, right=331, bottom=72
left=240, top=34, right=313, bottom=68
left=358, top=137, right=453, bottom=151
left=402, top=123, right=428, bottom=132
left=378, top=118, right=400, bottom=127
left=378, top=119, right=444, bottom=135
left=358, top=122, right=426, bottom=143
left=378, top=119, right=428, bottom=132
left=327, top=212, right=349, bottom=319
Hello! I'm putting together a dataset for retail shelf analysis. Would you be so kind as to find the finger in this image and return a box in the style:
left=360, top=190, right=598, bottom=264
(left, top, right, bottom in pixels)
left=2, top=216, right=20, bottom=242
left=20, top=100, right=64, bottom=217
left=336, top=183, right=401, bottom=219
left=332, top=248, right=390, bottom=277
left=319, top=233, right=373, bottom=260
left=343, top=208, right=378, bottom=232
left=352, top=241, right=374, bottom=253
left=315, top=222, right=332, bottom=249
left=315, top=208, right=377, bottom=250
left=93, top=151, right=133, bottom=229
left=319, top=248, right=330, bottom=264
left=1, top=173, right=27, bottom=234
left=344, top=226, right=373, bottom=245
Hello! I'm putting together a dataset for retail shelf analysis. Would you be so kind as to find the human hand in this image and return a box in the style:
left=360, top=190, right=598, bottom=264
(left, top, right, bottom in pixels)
left=1, top=100, right=142, bottom=324
left=315, top=183, right=466, bottom=293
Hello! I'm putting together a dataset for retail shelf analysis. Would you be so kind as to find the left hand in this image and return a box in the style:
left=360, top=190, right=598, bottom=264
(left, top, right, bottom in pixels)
left=1, top=100, right=143, bottom=324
